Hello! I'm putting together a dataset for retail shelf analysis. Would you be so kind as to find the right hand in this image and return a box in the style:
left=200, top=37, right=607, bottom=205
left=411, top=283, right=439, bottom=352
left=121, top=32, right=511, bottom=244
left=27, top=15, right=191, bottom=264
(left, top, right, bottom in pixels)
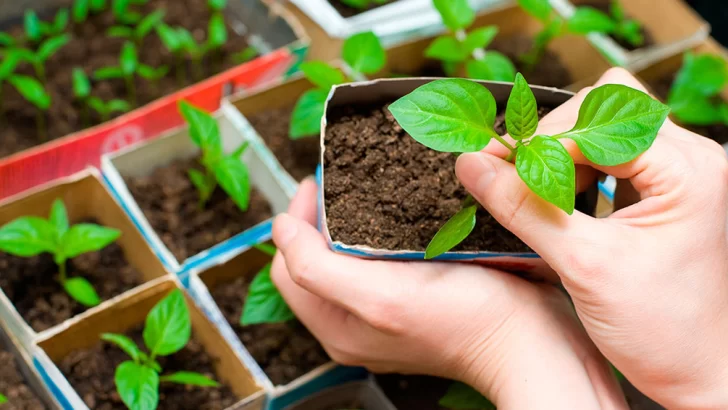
left=456, top=68, right=728, bottom=409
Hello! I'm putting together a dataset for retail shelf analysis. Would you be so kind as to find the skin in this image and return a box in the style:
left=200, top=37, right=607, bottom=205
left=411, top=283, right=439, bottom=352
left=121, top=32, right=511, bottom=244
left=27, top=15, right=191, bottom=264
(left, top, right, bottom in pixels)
left=270, top=68, right=728, bottom=409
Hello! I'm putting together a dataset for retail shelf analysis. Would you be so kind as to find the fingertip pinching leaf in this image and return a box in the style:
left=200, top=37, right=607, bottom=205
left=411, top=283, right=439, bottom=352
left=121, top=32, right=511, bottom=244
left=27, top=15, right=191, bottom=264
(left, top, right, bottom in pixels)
left=241, top=264, right=295, bottom=325
left=144, top=289, right=191, bottom=357
left=516, top=135, right=575, bottom=214
left=425, top=204, right=477, bottom=259
left=506, top=72, right=539, bottom=140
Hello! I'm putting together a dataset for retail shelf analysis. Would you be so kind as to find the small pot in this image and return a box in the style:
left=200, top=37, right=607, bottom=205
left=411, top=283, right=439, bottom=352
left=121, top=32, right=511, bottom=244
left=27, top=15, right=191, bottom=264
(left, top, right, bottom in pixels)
left=282, top=379, right=397, bottom=410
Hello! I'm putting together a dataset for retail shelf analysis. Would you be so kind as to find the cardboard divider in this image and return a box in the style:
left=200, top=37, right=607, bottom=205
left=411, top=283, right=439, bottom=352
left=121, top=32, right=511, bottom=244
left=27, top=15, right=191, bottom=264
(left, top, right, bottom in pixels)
left=101, top=110, right=291, bottom=274
left=33, top=278, right=265, bottom=410
left=0, top=169, right=170, bottom=347
left=553, top=0, right=709, bottom=70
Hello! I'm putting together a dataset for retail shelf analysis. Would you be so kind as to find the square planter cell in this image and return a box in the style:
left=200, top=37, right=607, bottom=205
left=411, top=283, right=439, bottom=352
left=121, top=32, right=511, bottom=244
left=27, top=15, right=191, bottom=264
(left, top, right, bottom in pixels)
left=101, top=110, right=291, bottom=274
left=551, top=0, right=709, bottom=69
left=0, top=169, right=170, bottom=347
left=32, top=279, right=265, bottom=410
left=282, top=378, right=396, bottom=410
left=319, top=78, right=599, bottom=283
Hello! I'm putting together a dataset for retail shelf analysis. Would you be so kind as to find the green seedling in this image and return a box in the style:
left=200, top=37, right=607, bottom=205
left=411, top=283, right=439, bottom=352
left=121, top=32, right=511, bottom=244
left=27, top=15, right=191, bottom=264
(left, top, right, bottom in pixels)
left=15, top=34, right=71, bottom=83
left=25, top=9, right=69, bottom=43
left=157, top=23, right=225, bottom=82
left=208, top=0, right=227, bottom=12
left=73, top=0, right=108, bottom=23
left=339, top=0, right=388, bottom=9
left=95, top=42, right=168, bottom=107
left=389, top=74, right=669, bottom=258
left=89, top=97, right=132, bottom=122
left=0, top=393, right=6, bottom=405
left=73, top=67, right=131, bottom=125
left=603, top=0, right=644, bottom=47
left=0, top=199, right=120, bottom=307
left=667, top=52, right=728, bottom=126
left=108, top=9, right=165, bottom=47
left=156, top=24, right=185, bottom=86
left=0, top=51, right=51, bottom=139
left=103, top=289, right=219, bottom=410
left=112, top=0, right=148, bottom=24
left=426, top=0, right=515, bottom=82
left=240, top=244, right=295, bottom=326
left=232, top=46, right=258, bottom=64
left=178, top=100, right=252, bottom=211
left=439, top=382, right=495, bottom=410
left=289, top=31, right=386, bottom=139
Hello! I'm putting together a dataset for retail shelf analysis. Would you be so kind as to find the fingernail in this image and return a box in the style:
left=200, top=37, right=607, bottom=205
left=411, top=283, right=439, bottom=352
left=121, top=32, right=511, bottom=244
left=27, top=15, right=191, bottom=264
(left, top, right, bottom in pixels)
left=273, top=213, right=298, bottom=249
left=458, top=153, right=497, bottom=195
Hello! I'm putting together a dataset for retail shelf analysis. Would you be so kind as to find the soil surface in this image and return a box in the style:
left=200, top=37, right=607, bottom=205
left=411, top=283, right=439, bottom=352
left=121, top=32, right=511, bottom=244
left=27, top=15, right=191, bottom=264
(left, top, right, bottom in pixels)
left=58, top=326, right=237, bottom=410
left=247, top=106, right=320, bottom=181
left=577, top=0, right=655, bottom=51
left=647, top=72, right=728, bottom=145
left=329, top=0, right=397, bottom=18
left=210, top=274, right=329, bottom=386
left=375, top=375, right=452, bottom=410
left=324, top=103, right=566, bottom=253
left=0, top=0, right=253, bottom=159
left=0, top=224, right=142, bottom=332
left=125, top=157, right=273, bottom=262
left=0, top=349, right=46, bottom=409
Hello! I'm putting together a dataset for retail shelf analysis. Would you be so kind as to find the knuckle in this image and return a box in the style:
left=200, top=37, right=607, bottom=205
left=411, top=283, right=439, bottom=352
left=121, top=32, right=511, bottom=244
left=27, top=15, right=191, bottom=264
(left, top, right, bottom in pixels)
left=361, top=291, right=408, bottom=335
left=288, top=252, right=316, bottom=288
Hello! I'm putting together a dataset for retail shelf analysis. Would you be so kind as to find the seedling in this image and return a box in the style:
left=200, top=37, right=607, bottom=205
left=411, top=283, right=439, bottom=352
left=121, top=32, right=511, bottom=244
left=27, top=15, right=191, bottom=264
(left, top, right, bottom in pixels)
left=208, top=0, right=227, bottom=13
left=108, top=10, right=166, bottom=48
left=102, top=289, right=219, bottom=410
left=157, top=24, right=224, bottom=81
left=73, top=67, right=131, bottom=125
left=240, top=244, right=295, bottom=326
left=88, top=97, right=132, bottom=122
left=232, top=46, right=258, bottom=64
left=667, top=52, right=728, bottom=126
left=0, top=393, right=6, bottom=404
left=339, top=0, right=388, bottom=9
left=95, top=42, right=168, bottom=107
left=603, top=0, right=645, bottom=47
left=15, top=34, right=71, bottom=83
left=178, top=101, right=252, bottom=212
left=439, top=382, right=495, bottom=410
left=112, top=0, right=148, bottom=24
left=73, top=0, right=108, bottom=23
left=389, top=75, right=669, bottom=258
left=0, top=50, right=51, bottom=139
left=426, top=0, right=515, bottom=82
left=25, top=9, right=69, bottom=43
left=0, top=199, right=120, bottom=307
left=289, top=31, right=386, bottom=138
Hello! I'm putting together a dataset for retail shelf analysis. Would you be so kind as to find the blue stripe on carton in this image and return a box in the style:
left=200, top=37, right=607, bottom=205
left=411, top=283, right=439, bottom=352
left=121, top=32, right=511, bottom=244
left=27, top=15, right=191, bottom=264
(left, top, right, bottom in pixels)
left=267, top=367, right=368, bottom=410
left=34, top=357, right=74, bottom=410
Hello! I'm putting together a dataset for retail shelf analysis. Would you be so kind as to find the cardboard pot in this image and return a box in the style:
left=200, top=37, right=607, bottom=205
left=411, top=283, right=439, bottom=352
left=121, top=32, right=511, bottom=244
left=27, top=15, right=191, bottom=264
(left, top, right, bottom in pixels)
left=32, top=279, right=265, bottom=410
left=101, top=109, right=291, bottom=274
left=0, top=169, right=170, bottom=347
left=0, top=0, right=309, bottom=201
left=282, top=378, right=396, bottom=410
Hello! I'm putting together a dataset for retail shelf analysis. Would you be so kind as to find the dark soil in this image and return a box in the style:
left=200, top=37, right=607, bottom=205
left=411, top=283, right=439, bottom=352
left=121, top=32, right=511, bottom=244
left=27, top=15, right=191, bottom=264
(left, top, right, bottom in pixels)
left=0, top=0, right=253, bottom=159
left=124, top=157, right=273, bottom=262
left=58, top=325, right=237, bottom=410
left=577, top=0, right=655, bottom=51
left=329, top=0, right=397, bottom=18
left=210, top=274, right=329, bottom=386
left=323, top=103, right=562, bottom=253
left=0, top=349, right=46, bottom=410
left=375, top=375, right=452, bottom=410
left=247, top=106, right=320, bottom=181
left=0, top=224, right=142, bottom=332
left=647, top=72, right=728, bottom=145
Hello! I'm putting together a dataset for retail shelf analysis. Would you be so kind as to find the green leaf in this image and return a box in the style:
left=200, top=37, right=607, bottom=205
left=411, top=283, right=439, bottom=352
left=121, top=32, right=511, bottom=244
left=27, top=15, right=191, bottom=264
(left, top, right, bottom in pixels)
left=669, top=90, right=727, bottom=126
left=670, top=52, right=728, bottom=98
left=233, top=46, right=258, bottom=64
left=439, top=382, right=496, bottom=410
left=178, top=100, right=222, bottom=150
left=156, top=24, right=181, bottom=53
left=207, top=13, right=227, bottom=49
left=558, top=84, right=670, bottom=166
left=102, top=333, right=145, bottom=362
left=425, top=36, right=468, bottom=63
left=341, top=0, right=369, bottom=7
left=73, top=0, right=90, bottom=23
left=241, top=264, right=295, bottom=325
left=231, top=141, right=249, bottom=159
left=108, top=99, right=131, bottom=113
left=49, top=199, right=69, bottom=237
left=52, top=9, right=70, bottom=33
left=91, top=0, right=107, bottom=12
left=188, top=169, right=216, bottom=207
left=300, top=61, right=345, bottom=90
left=568, top=7, right=617, bottom=34
left=121, top=42, right=138, bottom=76
left=88, top=96, right=106, bottom=114
left=388, top=79, right=497, bottom=152
left=212, top=156, right=251, bottom=212
left=24, top=11, right=42, bottom=42
left=517, top=0, right=552, bottom=21
left=38, top=34, right=71, bottom=62
left=425, top=204, right=477, bottom=259
left=0, top=393, right=6, bottom=404
left=506, top=73, right=538, bottom=140
left=107, top=25, right=134, bottom=38
left=0, top=52, right=21, bottom=80
left=610, top=0, right=625, bottom=21
left=254, top=243, right=277, bottom=257
left=63, top=277, right=102, bottom=307
left=465, top=52, right=516, bottom=82
left=0, top=217, right=57, bottom=256
left=115, top=361, right=159, bottom=410
left=615, top=19, right=643, bottom=47
left=0, top=33, right=16, bottom=47
left=137, top=64, right=168, bottom=80
left=113, top=0, right=131, bottom=18
left=94, top=66, right=125, bottom=80
left=144, top=289, right=191, bottom=357
left=72, top=68, right=91, bottom=99
left=516, top=135, right=575, bottom=214
left=433, top=0, right=475, bottom=31
left=9, top=75, right=51, bottom=110
left=160, top=371, right=219, bottom=387
left=289, top=89, right=328, bottom=139
left=342, top=31, right=386, bottom=75
left=208, top=0, right=227, bottom=11
left=61, top=223, right=120, bottom=259
left=463, top=26, right=499, bottom=54
left=136, top=9, right=165, bottom=39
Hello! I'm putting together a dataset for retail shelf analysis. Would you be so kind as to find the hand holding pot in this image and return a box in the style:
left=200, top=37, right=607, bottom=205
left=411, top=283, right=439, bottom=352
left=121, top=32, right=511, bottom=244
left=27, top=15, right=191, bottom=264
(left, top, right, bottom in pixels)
left=271, top=178, right=628, bottom=409
left=456, top=68, right=728, bottom=410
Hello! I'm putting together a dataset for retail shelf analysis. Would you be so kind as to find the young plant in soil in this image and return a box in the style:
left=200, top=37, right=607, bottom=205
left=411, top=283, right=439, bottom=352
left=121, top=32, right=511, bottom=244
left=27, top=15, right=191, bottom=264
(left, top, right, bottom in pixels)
left=157, top=24, right=223, bottom=82
left=289, top=31, right=386, bottom=138
left=178, top=100, right=252, bottom=211
left=113, top=0, right=148, bottom=25
left=0, top=198, right=121, bottom=306
left=24, top=9, right=69, bottom=43
left=102, top=289, right=219, bottom=410
left=439, top=382, right=494, bottom=410
left=666, top=52, right=728, bottom=126
left=240, top=244, right=295, bottom=326
left=16, top=34, right=71, bottom=83
left=426, top=0, right=516, bottom=82
left=0, top=393, right=6, bottom=404
left=74, top=68, right=131, bottom=125
left=95, top=42, right=168, bottom=107
left=0, top=54, right=52, bottom=140
left=389, top=74, right=669, bottom=258
left=339, top=0, right=388, bottom=9
left=108, top=10, right=166, bottom=48
left=73, top=0, right=108, bottom=24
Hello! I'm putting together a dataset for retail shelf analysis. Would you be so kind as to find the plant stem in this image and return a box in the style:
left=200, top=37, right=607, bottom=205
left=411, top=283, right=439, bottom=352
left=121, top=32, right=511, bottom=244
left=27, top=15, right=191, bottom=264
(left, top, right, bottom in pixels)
left=192, top=55, right=203, bottom=81
left=175, top=53, right=185, bottom=87
left=58, top=260, right=67, bottom=282
left=37, top=109, right=47, bottom=141
left=492, top=134, right=517, bottom=157
left=35, top=62, right=46, bottom=84
left=125, top=74, right=137, bottom=107
left=81, top=102, right=89, bottom=128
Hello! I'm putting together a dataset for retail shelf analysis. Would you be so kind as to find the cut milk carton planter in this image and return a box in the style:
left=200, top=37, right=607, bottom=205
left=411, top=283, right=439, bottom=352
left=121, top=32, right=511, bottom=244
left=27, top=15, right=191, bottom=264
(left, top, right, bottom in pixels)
left=282, top=378, right=397, bottom=410
left=101, top=110, right=291, bottom=274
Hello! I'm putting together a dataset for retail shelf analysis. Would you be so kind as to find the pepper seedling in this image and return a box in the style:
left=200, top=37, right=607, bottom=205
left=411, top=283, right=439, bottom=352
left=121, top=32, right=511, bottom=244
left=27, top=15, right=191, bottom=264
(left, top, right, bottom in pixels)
left=0, top=199, right=120, bottom=307
left=208, top=0, right=227, bottom=12
left=73, top=68, right=131, bottom=125
left=339, top=0, right=388, bottom=9
left=73, top=0, right=108, bottom=24
left=666, top=52, right=728, bottom=126
left=0, top=51, right=51, bottom=139
left=112, top=0, right=148, bottom=24
left=158, top=26, right=220, bottom=81
left=15, top=34, right=71, bottom=83
left=289, top=31, right=386, bottom=138
left=240, top=244, right=295, bottom=326
left=178, top=100, right=251, bottom=211
left=439, top=382, right=495, bottom=410
left=102, top=289, right=219, bottom=410
left=389, top=75, right=669, bottom=258
left=232, top=46, right=258, bottom=64
left=89, top=97, right=132, bottom=122
left=95, top=42, right=168, bottom=107
left=426, top=0, right=515, bottom=82
left=25, top=9, right=69, bottom=43
left=107, top=9, right=166, bottom=48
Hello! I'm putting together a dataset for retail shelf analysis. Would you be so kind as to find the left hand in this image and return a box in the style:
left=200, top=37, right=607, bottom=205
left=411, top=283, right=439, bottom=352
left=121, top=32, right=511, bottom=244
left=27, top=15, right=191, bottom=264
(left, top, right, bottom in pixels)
left=270, top=178, right=627, bottom=409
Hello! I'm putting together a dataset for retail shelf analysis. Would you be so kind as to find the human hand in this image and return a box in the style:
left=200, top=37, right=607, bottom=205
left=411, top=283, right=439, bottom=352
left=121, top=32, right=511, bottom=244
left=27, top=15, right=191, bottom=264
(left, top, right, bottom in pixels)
left=270, top=178, right=628, bottom=409
left=456, top=68, right=728, bottom=409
